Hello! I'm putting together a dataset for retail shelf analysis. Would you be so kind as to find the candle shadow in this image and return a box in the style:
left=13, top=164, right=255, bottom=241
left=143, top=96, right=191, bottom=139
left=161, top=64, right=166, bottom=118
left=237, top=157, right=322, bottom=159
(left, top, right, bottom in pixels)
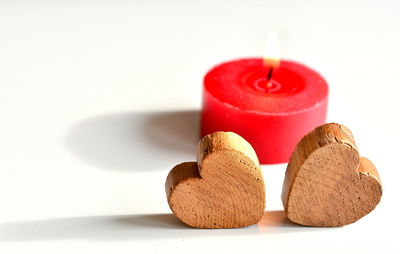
left=65, top=110, right=200, bottom=172
left=0, top=211, right=326, bottom=242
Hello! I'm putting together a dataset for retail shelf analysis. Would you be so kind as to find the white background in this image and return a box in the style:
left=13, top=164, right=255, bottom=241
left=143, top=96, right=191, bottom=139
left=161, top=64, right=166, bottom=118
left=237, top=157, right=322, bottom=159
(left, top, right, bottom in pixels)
left=1, top=0, right=399, bottom=253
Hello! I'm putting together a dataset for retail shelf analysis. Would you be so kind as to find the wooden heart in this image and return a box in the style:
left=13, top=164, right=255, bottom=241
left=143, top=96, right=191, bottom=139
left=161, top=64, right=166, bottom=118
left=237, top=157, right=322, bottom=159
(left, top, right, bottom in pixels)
left=282, top=123, right=382, bottom=227
left=165, top=131, right=266, bottom=229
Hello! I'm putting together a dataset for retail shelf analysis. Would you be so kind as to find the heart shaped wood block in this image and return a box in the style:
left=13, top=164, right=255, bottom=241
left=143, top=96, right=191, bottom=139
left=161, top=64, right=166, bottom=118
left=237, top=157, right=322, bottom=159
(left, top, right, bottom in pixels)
left=165, top=131, right=266, bottom=229
left=282, top=123, right=382, bottom=227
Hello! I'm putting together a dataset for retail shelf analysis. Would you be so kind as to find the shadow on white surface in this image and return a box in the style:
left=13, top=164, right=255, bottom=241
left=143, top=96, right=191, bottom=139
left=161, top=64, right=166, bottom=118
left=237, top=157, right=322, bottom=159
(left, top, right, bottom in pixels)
left=0, top=211, right=326, bottom=242
left=66, top=110, right=200, bottom=172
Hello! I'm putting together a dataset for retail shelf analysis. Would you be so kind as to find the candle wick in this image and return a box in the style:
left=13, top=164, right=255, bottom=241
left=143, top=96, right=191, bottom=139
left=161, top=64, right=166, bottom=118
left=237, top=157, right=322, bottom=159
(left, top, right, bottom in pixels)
left=267, top=67, right=274, bottom=81
left=266, top=67, right=274, bottom=88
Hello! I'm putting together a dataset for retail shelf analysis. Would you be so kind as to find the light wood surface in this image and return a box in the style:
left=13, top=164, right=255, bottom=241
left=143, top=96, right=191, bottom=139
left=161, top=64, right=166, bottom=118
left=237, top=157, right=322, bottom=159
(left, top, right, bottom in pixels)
left=282, top=123, right=382, bottom=227
left=166, top=131, right=266, bottom=229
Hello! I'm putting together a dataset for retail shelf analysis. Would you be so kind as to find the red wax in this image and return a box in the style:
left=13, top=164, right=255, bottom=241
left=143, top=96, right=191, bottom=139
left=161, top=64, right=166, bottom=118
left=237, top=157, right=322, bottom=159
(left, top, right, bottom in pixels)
left=201, top=58, right=329, bottom=164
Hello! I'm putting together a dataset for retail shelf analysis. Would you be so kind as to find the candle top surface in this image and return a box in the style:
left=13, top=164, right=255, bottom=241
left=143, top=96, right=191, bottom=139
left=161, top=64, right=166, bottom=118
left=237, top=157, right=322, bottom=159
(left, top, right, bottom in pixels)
left=204, top=58, right=328, bottom=114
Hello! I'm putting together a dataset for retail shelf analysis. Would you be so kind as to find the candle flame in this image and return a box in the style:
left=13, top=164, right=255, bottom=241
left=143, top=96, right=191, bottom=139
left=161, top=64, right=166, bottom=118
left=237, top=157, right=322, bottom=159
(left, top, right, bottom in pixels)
left=263, top=31, right=280, bottom=68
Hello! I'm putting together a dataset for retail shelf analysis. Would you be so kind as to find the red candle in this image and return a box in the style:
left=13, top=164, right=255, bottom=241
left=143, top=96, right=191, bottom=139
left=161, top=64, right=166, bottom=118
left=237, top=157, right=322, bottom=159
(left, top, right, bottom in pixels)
left=201, top=58, right=329, bottom=164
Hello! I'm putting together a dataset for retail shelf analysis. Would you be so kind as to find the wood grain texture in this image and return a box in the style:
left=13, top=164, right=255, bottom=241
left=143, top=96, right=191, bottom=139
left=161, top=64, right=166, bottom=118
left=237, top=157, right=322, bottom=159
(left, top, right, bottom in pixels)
left=282, top=123, right=382, bottom=227
left=166, top=131, right=266, bottom=229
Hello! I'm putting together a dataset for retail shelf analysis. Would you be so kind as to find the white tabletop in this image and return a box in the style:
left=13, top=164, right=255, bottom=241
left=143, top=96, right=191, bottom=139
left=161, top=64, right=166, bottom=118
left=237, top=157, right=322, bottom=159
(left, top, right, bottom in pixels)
left=1, top=0, right=399, bottom=253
